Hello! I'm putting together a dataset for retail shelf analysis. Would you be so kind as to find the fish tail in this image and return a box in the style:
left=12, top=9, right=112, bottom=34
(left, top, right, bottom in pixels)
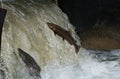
left=75, top=45, right=80, bottom=54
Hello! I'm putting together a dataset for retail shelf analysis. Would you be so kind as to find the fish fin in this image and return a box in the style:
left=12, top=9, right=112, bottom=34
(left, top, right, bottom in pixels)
left=62, top=38, right=65, bottom=41
left=54, top=32, right=57, bottom=35
left=68, top=30, right=72, bottom=35
left=75, top=45, right=80, bottom=54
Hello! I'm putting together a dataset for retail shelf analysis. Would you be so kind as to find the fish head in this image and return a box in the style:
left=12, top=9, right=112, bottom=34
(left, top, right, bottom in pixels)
left=18, top=48, right=26, bottom=61
left=47, top=23, right=56, bottom=31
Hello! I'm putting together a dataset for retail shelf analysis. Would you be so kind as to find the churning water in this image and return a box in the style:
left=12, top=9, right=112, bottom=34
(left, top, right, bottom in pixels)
left=41, top=49, right=120, bottom=79
left=1, top=0, right=120, bottom=79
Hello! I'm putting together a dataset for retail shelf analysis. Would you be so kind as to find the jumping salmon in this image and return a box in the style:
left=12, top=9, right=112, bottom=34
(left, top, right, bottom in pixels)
left=47, top=22, right=80, bottom=53
left=18, top=48, right=41, bottom=78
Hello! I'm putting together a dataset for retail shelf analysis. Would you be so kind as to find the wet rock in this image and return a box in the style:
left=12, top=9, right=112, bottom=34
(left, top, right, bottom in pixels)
left=77, top=26, right=120, bottom=51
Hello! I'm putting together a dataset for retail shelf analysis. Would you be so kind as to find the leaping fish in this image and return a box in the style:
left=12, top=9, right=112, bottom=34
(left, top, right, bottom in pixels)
left=47, top=22, right=80, bottom=53
left=18, top=48, right=41, bottom=79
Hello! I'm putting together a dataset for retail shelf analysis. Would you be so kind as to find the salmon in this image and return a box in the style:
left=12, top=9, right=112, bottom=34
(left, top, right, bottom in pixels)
left=47, top=22, right=80, bottom=53
left=18, top=48, right=41, bottom=78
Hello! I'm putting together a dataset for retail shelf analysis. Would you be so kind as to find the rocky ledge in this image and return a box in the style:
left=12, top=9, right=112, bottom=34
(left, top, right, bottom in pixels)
left=77, top=26, right=120, bottom=51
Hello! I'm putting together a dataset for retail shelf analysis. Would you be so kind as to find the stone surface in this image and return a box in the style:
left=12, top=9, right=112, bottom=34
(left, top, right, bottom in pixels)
left=78, top=26, right=120, bottom=50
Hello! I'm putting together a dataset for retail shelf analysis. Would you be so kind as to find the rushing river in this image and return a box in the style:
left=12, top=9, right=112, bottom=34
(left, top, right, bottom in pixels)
left=1, top=0, right=120, bottom=79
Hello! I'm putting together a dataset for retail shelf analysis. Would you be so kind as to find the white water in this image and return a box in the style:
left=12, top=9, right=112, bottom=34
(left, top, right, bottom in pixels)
left=1, top=0, right=120, bottom=79
left=41, top=49, right=120, bottom=79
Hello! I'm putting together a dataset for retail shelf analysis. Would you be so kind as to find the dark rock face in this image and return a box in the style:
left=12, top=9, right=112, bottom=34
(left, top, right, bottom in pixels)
left=58, top=0, right=120, bottom=31
left=0, top=8, right=7, bottom=50
left=77, top=26, right=120, bottom=51
left=18, top=48, right=41, bottom=78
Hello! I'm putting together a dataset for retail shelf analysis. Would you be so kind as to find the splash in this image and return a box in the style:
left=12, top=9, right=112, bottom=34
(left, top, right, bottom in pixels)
left=41, top=49, right=120, bottom=79
left=1, top=0, right=120, bottom=79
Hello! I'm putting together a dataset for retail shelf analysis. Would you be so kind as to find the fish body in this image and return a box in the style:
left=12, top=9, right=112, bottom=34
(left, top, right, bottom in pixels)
left=47, top=22, right=80, bottom=53
left=18, top=48, right=41, bottom=78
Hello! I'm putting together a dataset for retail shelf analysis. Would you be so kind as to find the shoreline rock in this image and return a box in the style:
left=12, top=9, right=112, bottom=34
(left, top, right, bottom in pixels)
left=77, top=26, right=120, bottom=51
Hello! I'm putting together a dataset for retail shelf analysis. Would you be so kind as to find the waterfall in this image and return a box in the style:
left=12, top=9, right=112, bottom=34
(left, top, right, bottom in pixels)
left=1, top=0, right=120, bottom=79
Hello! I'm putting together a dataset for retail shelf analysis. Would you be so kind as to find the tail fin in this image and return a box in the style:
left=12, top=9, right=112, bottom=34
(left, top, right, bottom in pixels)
left=75, top=45, right=80, bottom=54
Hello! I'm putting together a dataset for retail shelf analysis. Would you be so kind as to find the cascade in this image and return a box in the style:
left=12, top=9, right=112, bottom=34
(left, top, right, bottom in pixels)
left=1, top=0, right=120, bottom=79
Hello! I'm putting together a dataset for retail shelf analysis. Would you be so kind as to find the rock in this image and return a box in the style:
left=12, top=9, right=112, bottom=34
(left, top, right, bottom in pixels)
left=77, top=26, right=120, bottom=51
